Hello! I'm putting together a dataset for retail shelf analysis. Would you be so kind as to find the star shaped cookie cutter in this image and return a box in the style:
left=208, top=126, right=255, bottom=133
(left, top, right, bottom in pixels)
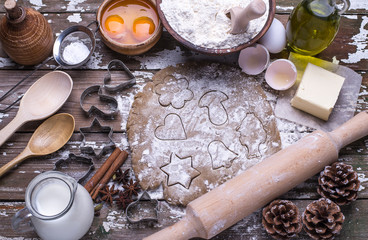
left=126, top=191, right=159, bottom=224
left=53, top=153, right=95, bottom=184
left=80, top=118, right=115, bottom=157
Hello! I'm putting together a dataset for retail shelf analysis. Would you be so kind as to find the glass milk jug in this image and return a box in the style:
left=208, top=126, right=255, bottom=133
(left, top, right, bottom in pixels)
left=12, top=171, right=94, bottom=240
left=286, top=0, right=350, bottom=56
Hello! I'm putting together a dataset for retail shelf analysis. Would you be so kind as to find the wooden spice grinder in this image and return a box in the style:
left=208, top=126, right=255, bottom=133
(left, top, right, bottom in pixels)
left=0, top=0, right=53, bottom=65
left=144, top=111, right=368, bottom=239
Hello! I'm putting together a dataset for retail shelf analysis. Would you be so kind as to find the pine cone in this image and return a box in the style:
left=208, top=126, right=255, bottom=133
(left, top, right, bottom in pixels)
left=303, top=198, right=345, bottom=240
left=262, top=200, right=302, bottom=239
left=318, top=162, right=360, bottom=205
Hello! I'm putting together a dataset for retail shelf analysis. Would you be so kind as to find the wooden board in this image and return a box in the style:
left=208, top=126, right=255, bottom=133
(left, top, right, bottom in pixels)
left=0, top=0, right=367, bottom=239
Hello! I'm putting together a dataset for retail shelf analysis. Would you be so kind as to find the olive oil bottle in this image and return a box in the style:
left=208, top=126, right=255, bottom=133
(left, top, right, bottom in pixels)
left=286, top=0, right=349, bottom=56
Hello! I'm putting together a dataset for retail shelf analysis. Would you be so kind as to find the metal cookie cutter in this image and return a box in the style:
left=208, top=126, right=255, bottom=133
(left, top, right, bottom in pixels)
left=80, top=85, right=118, bottom=119
left=80, top=118, right=115, bottom=157
left=104, top=59, right=136, bottom=92
left=126, top=191, right=159, bottom=224
left=79, top=59, right=136, bottom=119
left=54, top=153, right=95, bottom=184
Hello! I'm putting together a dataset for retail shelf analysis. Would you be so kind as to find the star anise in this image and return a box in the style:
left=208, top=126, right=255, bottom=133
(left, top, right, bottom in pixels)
left=113, top=168, right=130, bottom=185
left=99, top=185, right=119, bottom=205
left=123, top=179, right=141, bottom=198
left=115, top=191, right=133, bottom=210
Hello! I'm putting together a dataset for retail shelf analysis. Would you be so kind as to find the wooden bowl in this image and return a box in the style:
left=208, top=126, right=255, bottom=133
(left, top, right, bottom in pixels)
left=97, top=0, right=162, bottom=56
left=156, top=0, right=276, bottom=55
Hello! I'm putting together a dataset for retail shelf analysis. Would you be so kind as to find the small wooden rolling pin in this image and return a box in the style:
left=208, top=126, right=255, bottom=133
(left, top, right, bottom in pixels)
left=144, top=111, right=368, bottom=240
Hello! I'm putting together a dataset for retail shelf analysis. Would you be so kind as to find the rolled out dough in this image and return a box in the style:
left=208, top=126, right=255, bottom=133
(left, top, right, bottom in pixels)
left=127, top=62, right=281, bottom=205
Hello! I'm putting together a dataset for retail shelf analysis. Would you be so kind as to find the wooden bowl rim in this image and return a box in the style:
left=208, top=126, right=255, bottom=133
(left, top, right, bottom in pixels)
left=97, top=0, right=163, bottom=50
left=156, top=0, right=276, bottom=55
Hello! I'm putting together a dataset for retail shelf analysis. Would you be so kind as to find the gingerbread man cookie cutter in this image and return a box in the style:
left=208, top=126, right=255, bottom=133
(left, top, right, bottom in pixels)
left=80, top=85, right=118, bottom=119
left=80, top=59, right=136, bottom=119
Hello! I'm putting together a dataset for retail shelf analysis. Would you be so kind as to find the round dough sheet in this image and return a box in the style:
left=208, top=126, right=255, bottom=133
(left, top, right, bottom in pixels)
left=127, top=62, right=281, bottom=205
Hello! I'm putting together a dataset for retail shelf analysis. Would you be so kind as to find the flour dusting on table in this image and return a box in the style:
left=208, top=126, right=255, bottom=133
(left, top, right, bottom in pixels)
left=160, top=0, right=269, bottom=49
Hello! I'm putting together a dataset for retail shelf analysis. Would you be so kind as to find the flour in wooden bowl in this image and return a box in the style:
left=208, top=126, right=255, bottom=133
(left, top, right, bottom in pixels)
left=159, top=0, right=270, bottom=49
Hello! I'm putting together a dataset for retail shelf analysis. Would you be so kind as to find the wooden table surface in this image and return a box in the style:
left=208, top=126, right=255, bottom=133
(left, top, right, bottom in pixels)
left=0, top=0, right=367, bottom=239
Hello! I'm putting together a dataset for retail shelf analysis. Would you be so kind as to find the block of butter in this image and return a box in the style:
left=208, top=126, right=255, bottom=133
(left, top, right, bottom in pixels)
left=291, top=63, right=345, bottom=121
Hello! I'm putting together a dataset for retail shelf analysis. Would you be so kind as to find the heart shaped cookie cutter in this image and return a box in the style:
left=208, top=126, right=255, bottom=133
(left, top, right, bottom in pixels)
left=104, top=59, right=136, bottom=92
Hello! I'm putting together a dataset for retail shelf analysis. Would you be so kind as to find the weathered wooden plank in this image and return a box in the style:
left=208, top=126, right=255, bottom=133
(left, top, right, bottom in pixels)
left=0, top=1, right=367, bottom=238
left=0, top=132, right=131, bottom=200
left=0, top=131, right=367, bottom=201
left=0, top=69, right=155, bottom=132
left=0, top=13, right=367, bottom=71
left=0, top=70, right=367, bottom=133
left=1, top=199, right=367, bottom=239
left=0, top=0, right=366, bottom=15
left=274, top=0, right=368, bottom=15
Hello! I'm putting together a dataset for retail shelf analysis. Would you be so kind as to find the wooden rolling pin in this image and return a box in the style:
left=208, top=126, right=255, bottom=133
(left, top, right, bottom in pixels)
left=144, top=111, right=368, bottom=240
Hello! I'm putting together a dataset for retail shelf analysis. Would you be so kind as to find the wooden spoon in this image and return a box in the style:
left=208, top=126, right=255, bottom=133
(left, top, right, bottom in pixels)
left=0, top=113, right=75, bottom=178
left=0, top=71, right=73, bottom=147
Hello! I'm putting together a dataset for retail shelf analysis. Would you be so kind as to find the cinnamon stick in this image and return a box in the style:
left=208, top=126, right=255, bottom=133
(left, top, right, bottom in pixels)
left=91, top=150, right=129, bottom=200
left=84, top=147, right=122, bottom=193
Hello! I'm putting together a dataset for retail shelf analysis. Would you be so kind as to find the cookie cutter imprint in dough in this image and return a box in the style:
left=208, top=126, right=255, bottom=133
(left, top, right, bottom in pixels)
left=154, top=75, right=194, bottom=109
left=199, top=90, right=229, bottom=126
left=237, top=113, right=268, bottom=158
left=160, top=153, right=201, bottom=189
left=154, top=113, right=187, bottom=140
left=208, top=140, right=238, bottom=170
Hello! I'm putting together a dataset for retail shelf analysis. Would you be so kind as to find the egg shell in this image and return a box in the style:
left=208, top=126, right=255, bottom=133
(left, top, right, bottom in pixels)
left=258, top=18, right=286, bottom=54
left=265, top=59, right=297, bottom=90
left=238, top=44, right=270, bottom=75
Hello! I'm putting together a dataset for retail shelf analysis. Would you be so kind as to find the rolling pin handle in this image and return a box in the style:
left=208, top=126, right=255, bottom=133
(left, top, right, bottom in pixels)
left=329, top=111, right=368, bottom=149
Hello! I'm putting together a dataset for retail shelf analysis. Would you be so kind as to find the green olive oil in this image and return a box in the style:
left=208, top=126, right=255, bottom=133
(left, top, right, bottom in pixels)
left=286, top=0, right=341, bottom=56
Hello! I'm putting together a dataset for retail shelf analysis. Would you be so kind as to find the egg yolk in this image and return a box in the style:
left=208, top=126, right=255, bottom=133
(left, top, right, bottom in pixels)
left=104, top=15, right=125, bottom=37
left=133, top=16, right=155, bottom=41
